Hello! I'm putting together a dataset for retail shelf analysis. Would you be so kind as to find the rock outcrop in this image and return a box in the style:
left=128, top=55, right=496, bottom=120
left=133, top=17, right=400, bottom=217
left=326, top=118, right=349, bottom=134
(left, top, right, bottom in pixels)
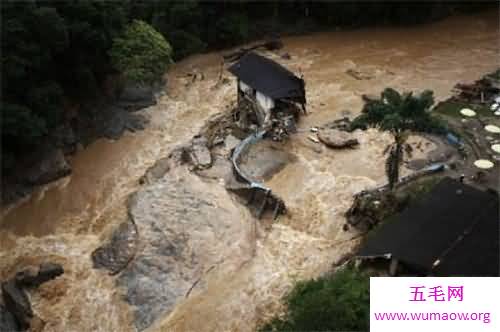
left=92, top=219, right=139, bottom=275
left=317, top=128, right=359, bottom=149
left=24, top=148, right=71, bottom=186
left=114, top=168, right=252, bottom=331
left=1, top=263, right=63, bottom=331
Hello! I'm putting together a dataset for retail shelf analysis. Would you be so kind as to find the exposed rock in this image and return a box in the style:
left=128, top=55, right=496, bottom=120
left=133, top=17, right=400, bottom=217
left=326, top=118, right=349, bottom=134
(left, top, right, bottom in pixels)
left=1, top=262, right=64, bottom=331
left=224, top=134, right=241, bottom=152
left=37, top=263, right=64, bottom=284
left=117, top=84, right=156, bottom=111
left=14, top=267, right=39, bottom=288
left=139, top=157, right=171, bottom=184
left=24, top=148, right=71, bottom=186
left=238, top=140, right=294, bottom=182
left=15, top=263, right=64, bottom=288
left=92, top=219, right=139, bottom=275
left=1, top=280, right=32, bottom=331
left=322, top=117, right=352, bottom=131
left=317, top=128, right=359, bottom=149
left=117, top=169, right=252, bottom=331
left=189, top=136, right=212, bottom=169
left=0, top=304, right=19, bottom=332
left=196, top=156, right=232, bottom=180
left=92, top=105, right=149, bottom=140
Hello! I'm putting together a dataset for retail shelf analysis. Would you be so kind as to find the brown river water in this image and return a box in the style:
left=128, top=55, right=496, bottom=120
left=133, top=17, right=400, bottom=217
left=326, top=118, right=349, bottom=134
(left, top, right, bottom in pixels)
left=1, top=12, right=498, bottom=332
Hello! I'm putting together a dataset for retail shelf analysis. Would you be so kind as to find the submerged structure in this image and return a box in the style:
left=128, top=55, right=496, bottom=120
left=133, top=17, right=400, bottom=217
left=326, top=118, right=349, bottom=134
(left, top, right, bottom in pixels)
left=228, top=52, right=306, bottom=140
left=356, top=177, right=499, bottom=276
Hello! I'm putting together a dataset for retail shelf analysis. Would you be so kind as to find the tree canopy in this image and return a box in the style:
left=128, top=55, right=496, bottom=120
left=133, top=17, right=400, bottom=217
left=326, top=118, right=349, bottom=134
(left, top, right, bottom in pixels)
left=260, top=267, right=370, bottom=332
left=350, top=88, right=443, bottom=134
left=109, top=20, right=172, bottom=84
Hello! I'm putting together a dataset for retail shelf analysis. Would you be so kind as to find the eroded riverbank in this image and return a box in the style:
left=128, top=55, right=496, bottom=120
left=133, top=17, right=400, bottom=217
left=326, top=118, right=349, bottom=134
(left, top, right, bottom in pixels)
left=1, top=12, right=498, bottom=332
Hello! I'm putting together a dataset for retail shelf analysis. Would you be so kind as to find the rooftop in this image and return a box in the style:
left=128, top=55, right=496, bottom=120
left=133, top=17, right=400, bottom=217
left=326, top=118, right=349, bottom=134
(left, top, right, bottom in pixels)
left=227, top=52, right=306, bottom=103
left=357, top=177, right=499, bottom=276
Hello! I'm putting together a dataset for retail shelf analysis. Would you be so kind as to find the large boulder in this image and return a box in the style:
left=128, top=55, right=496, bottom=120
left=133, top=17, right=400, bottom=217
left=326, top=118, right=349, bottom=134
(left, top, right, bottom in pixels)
left=317, top=128, right=359, bottom=149
left=116, top=168, right=252, bottom=331
left=238, top=140, right=294, bottom=182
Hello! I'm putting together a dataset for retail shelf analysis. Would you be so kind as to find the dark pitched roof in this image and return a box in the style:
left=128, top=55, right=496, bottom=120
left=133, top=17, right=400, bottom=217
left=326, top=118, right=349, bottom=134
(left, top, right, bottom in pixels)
left=227, top=52, right=306, bottom=103
left=357, top=177, right=499, bottom=276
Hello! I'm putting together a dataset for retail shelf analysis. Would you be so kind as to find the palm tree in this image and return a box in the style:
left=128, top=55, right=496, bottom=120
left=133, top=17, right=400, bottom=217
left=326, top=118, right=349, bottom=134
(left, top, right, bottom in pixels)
left=351, top=88, right=442, bottom=189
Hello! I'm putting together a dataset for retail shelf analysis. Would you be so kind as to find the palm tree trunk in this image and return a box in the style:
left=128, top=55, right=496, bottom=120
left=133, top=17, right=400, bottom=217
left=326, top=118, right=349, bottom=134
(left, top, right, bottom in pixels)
left=386, top=134, right=404, bottom=190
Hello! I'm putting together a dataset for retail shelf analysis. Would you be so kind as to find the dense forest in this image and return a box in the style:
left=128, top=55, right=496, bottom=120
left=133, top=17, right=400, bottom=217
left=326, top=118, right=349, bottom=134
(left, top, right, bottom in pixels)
left=1, top=1, right=493, bottom=177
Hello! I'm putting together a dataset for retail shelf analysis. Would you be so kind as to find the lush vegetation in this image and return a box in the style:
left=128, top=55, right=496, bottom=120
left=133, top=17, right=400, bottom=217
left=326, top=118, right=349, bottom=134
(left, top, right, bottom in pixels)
left=1, top=1, right=493, bottom=175
left=260, top=267, right=369, bottom=332
left=351, top=88, right=446, bottom=189
left=109, top=20, right=172, bottom=84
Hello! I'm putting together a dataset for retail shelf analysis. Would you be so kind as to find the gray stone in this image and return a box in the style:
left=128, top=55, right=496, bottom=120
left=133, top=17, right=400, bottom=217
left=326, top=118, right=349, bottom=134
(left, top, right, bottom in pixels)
left=238, top=140, right=294, bottom=181
left=1, top=280, right=32, bottom=331
left=15, top=263, right=63, bottom=288
left=224, top=135, right=241, bottom=152
left=317, top=128, right=359, bottom=149
left=139, top=157, right=171, bottom=184
left=0, top=304, right=19, bottom=332
left=92, top=219, right=139, bottom=275
left=190, top=136, right=212, bottom=169
left=117, top=169, right=251, bottom=331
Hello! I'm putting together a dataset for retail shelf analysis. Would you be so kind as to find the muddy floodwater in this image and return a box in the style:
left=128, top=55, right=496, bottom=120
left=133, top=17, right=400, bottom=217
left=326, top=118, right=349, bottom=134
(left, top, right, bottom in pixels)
left=1, top=12, right=498, bottom=332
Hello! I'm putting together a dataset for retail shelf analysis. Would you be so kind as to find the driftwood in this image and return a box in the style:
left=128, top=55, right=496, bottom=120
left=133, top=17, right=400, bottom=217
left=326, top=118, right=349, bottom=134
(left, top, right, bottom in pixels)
left=223, top=39, right=284, bottom=62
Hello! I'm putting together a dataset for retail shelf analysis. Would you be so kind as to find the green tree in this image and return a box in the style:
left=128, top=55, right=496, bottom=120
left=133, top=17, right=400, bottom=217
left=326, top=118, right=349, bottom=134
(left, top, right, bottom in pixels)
left=260, top=267, right=369, bottom=332
left=351, top=88, right=443, bottom=189
left=109, top=20, right=173, bottom=84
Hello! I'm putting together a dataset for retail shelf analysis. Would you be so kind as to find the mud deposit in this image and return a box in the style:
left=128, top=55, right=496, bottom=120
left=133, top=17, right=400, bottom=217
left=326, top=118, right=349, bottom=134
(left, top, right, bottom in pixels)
left=1, top=12, right=498, bottom=332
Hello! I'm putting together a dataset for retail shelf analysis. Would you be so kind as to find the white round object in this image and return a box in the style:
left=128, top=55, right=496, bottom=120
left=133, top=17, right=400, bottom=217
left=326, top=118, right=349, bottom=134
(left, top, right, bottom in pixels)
left=484, top=125, right=500, bottom=133
left=460, top=108, right=476, bottom=117
left=495, top=111, right=500, bottom=116
left=495, top=96, right=500, bottom=103
left=491, top=103, right=499, bottom=111
left=492, top=144, right=500, bottom=154
left=474, top=159, right=494, bottom=169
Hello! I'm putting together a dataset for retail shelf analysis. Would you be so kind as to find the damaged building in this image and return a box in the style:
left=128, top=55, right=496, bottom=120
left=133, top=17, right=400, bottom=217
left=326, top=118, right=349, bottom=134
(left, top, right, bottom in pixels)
left=228, top=52, right=306, bottom=140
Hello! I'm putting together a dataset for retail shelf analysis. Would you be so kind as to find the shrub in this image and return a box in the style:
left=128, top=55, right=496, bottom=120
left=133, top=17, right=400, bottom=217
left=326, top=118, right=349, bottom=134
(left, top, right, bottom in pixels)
left=260, top=267, right=370, bottom=332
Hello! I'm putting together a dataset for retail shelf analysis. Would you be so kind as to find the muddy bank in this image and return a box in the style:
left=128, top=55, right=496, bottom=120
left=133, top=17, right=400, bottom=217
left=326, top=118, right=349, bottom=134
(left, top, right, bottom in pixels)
left=1, top=11, right=498, bottom=332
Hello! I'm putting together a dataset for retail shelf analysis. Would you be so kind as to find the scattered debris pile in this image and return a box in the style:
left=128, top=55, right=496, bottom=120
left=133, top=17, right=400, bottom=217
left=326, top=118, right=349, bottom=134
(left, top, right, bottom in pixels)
left=345, top=190, right=407, bottom=232
left=227, top=130, right=286, bottom=219
left=1, top=263, right=64, bottom=331
left=452, top=69, right=500, bottom=104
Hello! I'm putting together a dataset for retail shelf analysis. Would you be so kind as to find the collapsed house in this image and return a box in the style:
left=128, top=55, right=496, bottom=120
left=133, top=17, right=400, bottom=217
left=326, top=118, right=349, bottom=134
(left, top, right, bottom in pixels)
left=228, top=52, right=306, bottom=140
left=356, top=177, right=499, bottom=276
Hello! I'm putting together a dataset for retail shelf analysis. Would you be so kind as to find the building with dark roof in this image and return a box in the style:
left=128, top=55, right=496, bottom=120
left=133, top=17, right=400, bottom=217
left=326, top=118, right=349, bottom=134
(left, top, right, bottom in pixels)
left=227, top=52, right=306, bottom=134
left=357, top=177, right=499, bottom=276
